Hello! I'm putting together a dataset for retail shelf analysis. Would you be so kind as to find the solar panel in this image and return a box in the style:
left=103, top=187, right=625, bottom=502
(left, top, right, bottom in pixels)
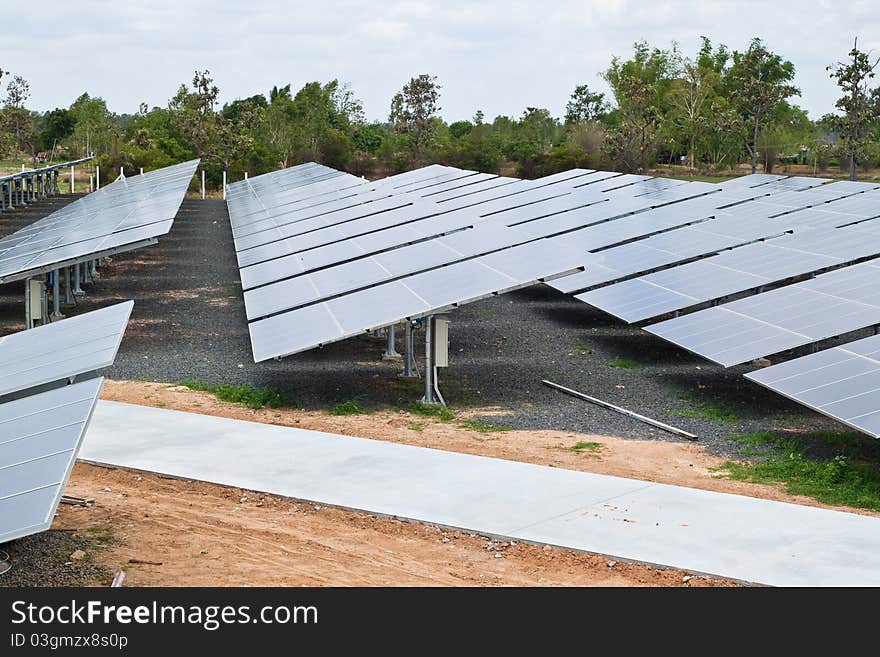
left=746, top=334, right=880, bottom=437
left=578, top=225, right=880, bottom=323
left=246, top=233, right=591, bottom=361
left=548, top=184, right=880, bottom=294
left=0, top=301, right=132, bottom=398
left=0, top=378, right=104, bottom=543
left=0, top=160, right=198, bottom=283
left=645, top=261, right=880, bottom=366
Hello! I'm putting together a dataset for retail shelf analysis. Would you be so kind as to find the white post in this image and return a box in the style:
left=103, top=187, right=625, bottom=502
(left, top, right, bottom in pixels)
left=89, top=175, right=94, bottom=193
left=222, top=171, right=227, bottom=200
left=139, top=167, right=144, bottom=175
left=119, top=166, right=124, bottom=180
left=201, top=170, right=206, bottom=199
left=70, top=166, right=74, bottom=194
left=96, top=166, right=100, bottom=189
left=244, top=171, right=248, bottom=180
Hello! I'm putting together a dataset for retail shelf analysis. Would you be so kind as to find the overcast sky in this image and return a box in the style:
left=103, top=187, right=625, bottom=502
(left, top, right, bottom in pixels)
left=1, top=1, right=878, bottom=122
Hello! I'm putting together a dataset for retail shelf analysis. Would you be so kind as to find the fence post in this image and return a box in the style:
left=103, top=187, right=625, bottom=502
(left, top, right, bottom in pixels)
left=201, top=170, right=206, bottom=199
left=223, top=171, right=227, bottom=200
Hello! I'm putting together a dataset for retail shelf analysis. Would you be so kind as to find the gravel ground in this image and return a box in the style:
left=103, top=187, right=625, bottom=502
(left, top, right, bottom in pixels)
left=0, top=530, right=111, bottom=587
left=0, top=197, right=863, bottom=460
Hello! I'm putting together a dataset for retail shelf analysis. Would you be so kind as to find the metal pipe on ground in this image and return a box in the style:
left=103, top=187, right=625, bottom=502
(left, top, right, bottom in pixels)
left=542, top=380, right=698, bottom=440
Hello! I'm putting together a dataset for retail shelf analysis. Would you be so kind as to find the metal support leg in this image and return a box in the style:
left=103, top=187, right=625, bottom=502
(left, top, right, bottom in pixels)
left=51, top=269, right=63, bottom=319
left=401, top=321, right=418, bottom=378
left=64, top=267, right=72, bottom=304
left=422, top=316, right=435, bottom=404
left=40, top=280, right=49, bottom=325
left=383, top=323, right=401, bottom=359
left=73, top=262, right=84, bottom=294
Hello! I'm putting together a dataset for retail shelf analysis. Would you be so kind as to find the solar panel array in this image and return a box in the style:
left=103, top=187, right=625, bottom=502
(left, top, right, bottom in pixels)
left=227, top=163, right=880, bottom=437
left=0, top=159, right=199, bottom=283
left=0, top=301, right=132, bottom=544
left=227, top=163, right=736, bottom=361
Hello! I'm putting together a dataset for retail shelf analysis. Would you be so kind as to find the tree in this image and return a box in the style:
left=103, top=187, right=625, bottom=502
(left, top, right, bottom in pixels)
left=602, top=41, right=682, bottom=171
left=39, top=108, right=76, bottom=151
left=3, top=74, right=36, bottom=155
left=69, top=93, right=111, bottom=155
left=390, top=74, right=441, bottom=166
left=668, top=38, right=727, bottom=168
left=565, top=84, right=607, bottom=124
left=827, top=37, right=880, bottom=180
left=172, top=70, right=220, bottom=161
left=727, top=38, right=799, bottom=173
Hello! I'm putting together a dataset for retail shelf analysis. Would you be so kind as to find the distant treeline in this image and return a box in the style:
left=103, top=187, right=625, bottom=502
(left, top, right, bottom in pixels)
left=1, top=36, right=878, bottom=185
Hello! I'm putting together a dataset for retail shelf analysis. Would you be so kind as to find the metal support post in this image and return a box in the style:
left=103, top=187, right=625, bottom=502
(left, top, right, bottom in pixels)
left=96, top=165, right=100, bottom=190
left=73, top=262, right=84, bottom=295
left=401, top=321, right=418, bottom=378
left=70, top=166, right=75, bottom=194
left=223, top=171, right=227, bottom=200
left=422, top=316, right=435, bottom=404
left=383, top=323, right=400, bottom=359
left=50, top=269, right=63, bottom=319
left=201, top=170, right=206, bottom=199
left=64, top=266, right=72, bottom=304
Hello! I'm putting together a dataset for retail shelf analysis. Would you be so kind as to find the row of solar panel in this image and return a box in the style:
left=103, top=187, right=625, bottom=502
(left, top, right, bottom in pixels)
left=0, top=159, right=200, bottom=283
left=0, top=302, right=132, bottom=544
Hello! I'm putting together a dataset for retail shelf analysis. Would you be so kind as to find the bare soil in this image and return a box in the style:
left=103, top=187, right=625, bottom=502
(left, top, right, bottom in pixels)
left=57, top=463, right=733, bottom=587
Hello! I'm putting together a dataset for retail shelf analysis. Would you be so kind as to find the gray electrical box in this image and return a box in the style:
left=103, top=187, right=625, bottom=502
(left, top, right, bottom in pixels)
left=434, top=317, right=450, bottom=367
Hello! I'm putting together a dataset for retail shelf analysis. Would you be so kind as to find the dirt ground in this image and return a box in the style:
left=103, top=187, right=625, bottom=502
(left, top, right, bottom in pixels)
left=56, top=463, right=733, bottom=587
left=101, top=380, right=880, bottom=517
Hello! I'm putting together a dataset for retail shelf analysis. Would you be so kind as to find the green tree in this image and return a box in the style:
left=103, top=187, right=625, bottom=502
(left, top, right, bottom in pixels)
left=38, top=108, right=76, bottom=151
left=3, top=74, right=36, bottom=155
left=565, top=84, right=607, bottom=124
left=390, top=74, right=441, bottom=166
left=727, top=38, right=799, bottom=173
left=602, top=41, right=682, bottom=171
left=827, top=37, right=880, bottom=180
left=669, top=38, right=727, bottom=168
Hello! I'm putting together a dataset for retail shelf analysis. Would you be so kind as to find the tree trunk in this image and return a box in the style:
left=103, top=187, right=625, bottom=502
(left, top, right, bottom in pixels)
left=751, top=119, right=759, bottom=174
left=850, top=154, right=857, bottom=182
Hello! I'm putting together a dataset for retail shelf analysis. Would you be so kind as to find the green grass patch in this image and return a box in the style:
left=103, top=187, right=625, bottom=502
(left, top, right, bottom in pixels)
left=569, top=441, right=603, bottom=452
left=460, top=418, right=510, bottom=434
left=178, top=380, right=285, bottom=410
left=608, top=358, right=639, bottom=369
left=408, top=401, right=455, bottom=422
left=673, top=400, right=739, bottom=423
left=575, top=340, right=593, bottom=353
left=407, top=420, right=427, bottom=432
left=331, top=398, right=371, bottom=416
left=718, top=431, right=880, bottom=511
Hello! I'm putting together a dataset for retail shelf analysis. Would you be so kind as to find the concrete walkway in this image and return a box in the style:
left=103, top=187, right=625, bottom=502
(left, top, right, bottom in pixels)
left=80, top=401, right=880, bottom=586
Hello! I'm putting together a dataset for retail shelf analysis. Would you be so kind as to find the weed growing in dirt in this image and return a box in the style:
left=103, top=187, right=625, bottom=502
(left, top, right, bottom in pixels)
left=569, top=441, right=603, bottom=452
left=608, top=358, right=639, bottom=369
left=331, top=399, right=371, bottom=416
left=179, top=381, right=285, bottom=410
left=460, top=418, right=510, bottom=433
left=408, top=421, right=427, bottom=432
left=718, top=431, right=880, bottom=511
left=409, top=402, right=455, bottom=422
left=575, top=340, right=593, bottom=353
